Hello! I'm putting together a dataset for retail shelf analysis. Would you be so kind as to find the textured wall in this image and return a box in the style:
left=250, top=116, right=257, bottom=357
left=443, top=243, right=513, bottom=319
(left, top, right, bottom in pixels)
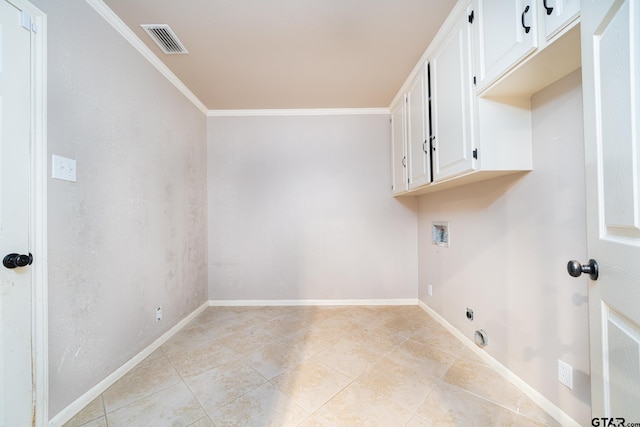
left=207, top=115, right=418, bottom=301
left=33, top=1, right=208, bottom=416
left=417, top=70, right=590, bottom=425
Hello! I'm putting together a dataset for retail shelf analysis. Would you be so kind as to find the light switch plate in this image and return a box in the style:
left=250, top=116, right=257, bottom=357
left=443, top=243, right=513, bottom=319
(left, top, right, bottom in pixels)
left=52, top=154, right=77, bottom=182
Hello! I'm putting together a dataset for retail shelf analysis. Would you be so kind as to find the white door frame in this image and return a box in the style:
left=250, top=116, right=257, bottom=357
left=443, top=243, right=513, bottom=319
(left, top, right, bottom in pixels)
left=8, top=0, right=48, bottom=425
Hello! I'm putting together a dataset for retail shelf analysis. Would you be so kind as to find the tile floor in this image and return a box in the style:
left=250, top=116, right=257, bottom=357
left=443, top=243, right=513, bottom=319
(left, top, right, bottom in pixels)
left=63, top=305, right=561, bottom=426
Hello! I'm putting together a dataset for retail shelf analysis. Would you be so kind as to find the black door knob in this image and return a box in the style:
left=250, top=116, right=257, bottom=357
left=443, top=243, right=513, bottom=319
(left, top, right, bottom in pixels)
left=567, top=259, right=599, bottom=280
left=3, top=253, right=33, bottom=269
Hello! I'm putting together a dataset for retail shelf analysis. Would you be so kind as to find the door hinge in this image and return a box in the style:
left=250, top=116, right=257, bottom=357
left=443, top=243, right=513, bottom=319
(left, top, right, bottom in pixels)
left=473, top=148, right=478, bottom=159
left=20, top=12, right=31, bottom=31
left=468, top=10, right=474, bottom=24
left=473, top=76, right=477, bottom=85
left=20, top=12, right=38, bottom=33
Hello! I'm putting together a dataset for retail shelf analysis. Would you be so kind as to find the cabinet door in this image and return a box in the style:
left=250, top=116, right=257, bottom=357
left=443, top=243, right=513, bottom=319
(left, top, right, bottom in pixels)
left=431, top=11, right=475, bottom=182
left=542, top=0, right=580, bottom=41
left=391, top=101, right=407, bottom=194
left=407, top=66, right=431, bottom=189
left=474, top=0, right=538, bottom=90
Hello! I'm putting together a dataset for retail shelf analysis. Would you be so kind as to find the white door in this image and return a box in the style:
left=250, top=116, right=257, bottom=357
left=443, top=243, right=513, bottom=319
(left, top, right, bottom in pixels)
left=407, top=65, right=430, bottom=189
left=0, top=1, right=35, bottom=425
left=430, top=8, right=474, bottom=183
left=581, top=0, right=640, bottom=420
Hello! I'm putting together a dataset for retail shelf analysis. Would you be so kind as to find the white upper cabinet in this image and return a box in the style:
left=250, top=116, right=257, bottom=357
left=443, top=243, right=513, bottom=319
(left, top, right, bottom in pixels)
left=390, top=100, right=407, bottom=195
left=473, top=0, right=538, bottom=92
left=472, top=0, right=580, bottom=96
left=541, top=0, right=580, bottom=41
left=389, top=0, right=578, bottom=196
left=430, top=12, right=475, bottom=182
left=407, top=65, right=431, bottom=189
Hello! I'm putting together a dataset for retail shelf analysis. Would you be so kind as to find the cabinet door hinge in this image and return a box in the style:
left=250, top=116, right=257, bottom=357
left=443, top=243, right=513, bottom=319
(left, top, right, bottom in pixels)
left=473, top=148, right=478, bottom=159
left=468, top=10, right=474, bottom=24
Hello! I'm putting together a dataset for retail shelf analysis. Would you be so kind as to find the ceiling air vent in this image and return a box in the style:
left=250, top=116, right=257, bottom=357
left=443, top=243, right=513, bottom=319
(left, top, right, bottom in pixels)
left=141, top=24, right=188, bottom=54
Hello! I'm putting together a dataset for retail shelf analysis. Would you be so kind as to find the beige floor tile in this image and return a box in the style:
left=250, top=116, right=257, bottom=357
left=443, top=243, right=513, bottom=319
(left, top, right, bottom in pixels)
left=62, top=396, right=104, bottom=427
left=405, top=415, right=433, bottom=427
left=407, top=324, right=465, bottom=357
left=312, top=381, right=414, bottom=426
left=246, top=337, right=312, bottom=379
left=102, top=349, right=182, bottom=412
left=331, top=306, right=388, bottom=329
left=64, top=416, right=107, bottom=427
left=217, top=327, right=278, bottom=354
left=356, top=355, right=438, bottom=413
left=259, top=309, right=316, bottom=335
left=399, top=305, right=438, bottom=322
left=313, top=338, right=387, bottom=379
left=161, top=324, right=220, bottom=358
left=167, top=341, right=237, bottom=378
left=209, top=382, right=308, bottom=426
left=416, top=382, right=517, bottom=426
left=442, top=354, right=523, bottom=411
left=184, top=359, right=267, bottom=414
left=188, top=416, right=215, bottom=427
left=286, top=325, right=344, bottom=356
left=271, top=359, right=352, bottom=413
left=307, top=315, right=361, bottom=341
left=297, top=415, right=326, bottom=427
left=515, top=413, right=560, bottom=427
left=386, top=339, right=455, bottom=380
left=380, top=315, right=427, bottom=338
left=517, top=397, right=562, bottom=427
left=339, top=324, right=406, bottom=354
left=106, top=382, right=206, bottom=427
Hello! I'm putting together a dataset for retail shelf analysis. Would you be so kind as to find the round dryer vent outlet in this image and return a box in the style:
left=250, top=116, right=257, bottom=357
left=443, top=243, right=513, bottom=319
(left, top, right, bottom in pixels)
left=474, top=329, right=488, bottom=347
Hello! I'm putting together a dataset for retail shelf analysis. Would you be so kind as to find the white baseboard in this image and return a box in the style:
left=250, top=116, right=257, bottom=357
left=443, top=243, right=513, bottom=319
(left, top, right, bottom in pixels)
left=417, top=301, right=580, bottom=427
left=208, top=298, right=418, bottom=307
left=48, top=301, right=209, bottom=427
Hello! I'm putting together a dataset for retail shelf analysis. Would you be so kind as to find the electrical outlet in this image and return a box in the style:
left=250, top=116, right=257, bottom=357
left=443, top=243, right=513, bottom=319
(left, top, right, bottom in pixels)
left=52, top=154, right=77, bottom=182
left=427, top=284, right=433, bottom=296
left=558, top=359, right=573, bottom=389
left=156, top=306, right=162, bottom=322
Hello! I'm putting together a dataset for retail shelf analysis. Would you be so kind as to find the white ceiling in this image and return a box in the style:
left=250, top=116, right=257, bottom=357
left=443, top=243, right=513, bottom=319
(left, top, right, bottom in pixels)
left=102, top=0, right=457, bottom=110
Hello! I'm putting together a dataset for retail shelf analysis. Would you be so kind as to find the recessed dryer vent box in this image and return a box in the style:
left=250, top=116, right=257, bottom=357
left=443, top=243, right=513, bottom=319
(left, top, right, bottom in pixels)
left=432, top=221, right=450, bottom=247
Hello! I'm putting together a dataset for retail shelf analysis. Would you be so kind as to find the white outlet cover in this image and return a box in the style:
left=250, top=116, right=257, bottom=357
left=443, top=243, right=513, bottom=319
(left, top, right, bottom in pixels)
left=52, top=154, right=77, bottom=182
left=558, top=359, right=573, bottom=389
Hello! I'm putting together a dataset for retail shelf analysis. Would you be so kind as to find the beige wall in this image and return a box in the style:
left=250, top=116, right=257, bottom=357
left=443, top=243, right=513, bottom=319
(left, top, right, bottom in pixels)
left=33, top=0, right=208, bottom=416
left=417, top=70, right=590, bottom=425
left=207, top=115, right=418, bottom=301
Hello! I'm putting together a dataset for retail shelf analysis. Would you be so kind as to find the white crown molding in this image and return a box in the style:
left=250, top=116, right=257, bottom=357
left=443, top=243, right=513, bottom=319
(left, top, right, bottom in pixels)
left=85, top=0, right=209, bottom=115
left=209, top=298, right=417, bottom=306
left=207, top=108, right=390, bottom=117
